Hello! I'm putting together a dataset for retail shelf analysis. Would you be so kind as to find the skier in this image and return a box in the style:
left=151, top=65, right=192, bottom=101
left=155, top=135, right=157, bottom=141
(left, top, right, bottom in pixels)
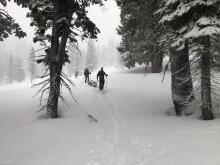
left=97, top=67, right=108, bottom=90
left=84, top=68, right=91, bottom=83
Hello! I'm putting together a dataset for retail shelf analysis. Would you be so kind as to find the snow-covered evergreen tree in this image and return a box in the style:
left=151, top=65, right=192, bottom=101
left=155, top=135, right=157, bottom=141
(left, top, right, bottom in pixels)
left=212, top=35, right=220, bottom=69
left=0, top=0, right=26, bottom=41
left=116, top=0, right=164, bottom=72
left=159, top=0, right=220, bottom=120
left=8, top=54, right=26, bottom=83
left=0, top=53, right=6, bottom=84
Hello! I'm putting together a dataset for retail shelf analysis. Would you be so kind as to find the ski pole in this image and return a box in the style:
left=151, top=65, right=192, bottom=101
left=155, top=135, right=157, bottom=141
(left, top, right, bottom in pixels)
left=105, top=76, right=108, bottom=90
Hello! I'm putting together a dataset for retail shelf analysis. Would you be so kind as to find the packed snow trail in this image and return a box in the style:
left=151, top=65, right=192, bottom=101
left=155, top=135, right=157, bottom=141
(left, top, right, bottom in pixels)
left=84, top=69, right=171, bottom=165
left=92, top=87, right=124, bottom=165
left=1, top=67, right=220, bottom=165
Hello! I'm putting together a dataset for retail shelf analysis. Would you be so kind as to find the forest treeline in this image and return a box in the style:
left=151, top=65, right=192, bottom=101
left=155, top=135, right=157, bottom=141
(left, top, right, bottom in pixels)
left=0, top=47, right=39, bottom=84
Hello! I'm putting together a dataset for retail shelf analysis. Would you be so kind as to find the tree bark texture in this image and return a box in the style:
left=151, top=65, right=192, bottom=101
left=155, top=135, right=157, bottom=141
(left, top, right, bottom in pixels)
left=47, top=1, right=72, bottom=118
left=199, top=36, right=214, bottom=120
left=170, top=41, right=194, bottom=116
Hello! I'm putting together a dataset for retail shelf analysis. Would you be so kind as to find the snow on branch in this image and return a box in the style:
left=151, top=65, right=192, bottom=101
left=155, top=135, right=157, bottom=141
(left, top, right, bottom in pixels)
left=197, top=16, right=220, bottom=27
left=165, top=0, right=179, bottom=6
left=185, top=25, right=220, bottom=39
left=160, top=0, right=219, bottom=24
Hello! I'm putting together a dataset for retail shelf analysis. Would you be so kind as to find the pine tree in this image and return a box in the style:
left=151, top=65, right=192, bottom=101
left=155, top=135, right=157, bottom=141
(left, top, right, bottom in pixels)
left=14, top=0, right=105, bottom=118
left=7, top=54, right=26, bottom=83
left=28, top=46, right=37, bottom=83
left=116, top=0, right=164, bottom=72
left=86, top=39, right=97, bottom=71
left=0, top=0, right=26, bottom=41
left=159, top=0, right=220, bottom=119
left=169, top=41, right=194, bottom=116
left=8, top=53, right=13, bottom=84
left=14, top=57, right=26, bottom=82
left=66, top=42, right=82, bottom=76
left=0, top=0, right=26, bottom=84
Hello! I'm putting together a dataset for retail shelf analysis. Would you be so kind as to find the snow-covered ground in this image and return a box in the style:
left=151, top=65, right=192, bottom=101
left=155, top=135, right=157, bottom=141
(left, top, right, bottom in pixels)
left=1, top=67, right=220, bottom=165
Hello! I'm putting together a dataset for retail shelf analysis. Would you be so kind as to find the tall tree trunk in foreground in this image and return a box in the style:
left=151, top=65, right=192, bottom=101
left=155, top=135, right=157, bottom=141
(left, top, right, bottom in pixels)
left=47, top=2, right=71, bottom=118
left=170, top=40, right=194, bottom=116
left=199, top=36, right=214, bottom=120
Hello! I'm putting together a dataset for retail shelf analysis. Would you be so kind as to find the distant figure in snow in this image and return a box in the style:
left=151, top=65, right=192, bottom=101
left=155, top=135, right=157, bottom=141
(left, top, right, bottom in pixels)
left=84, top=68, right=91, bottom=83
left=97, top=67, right=108, bottom=90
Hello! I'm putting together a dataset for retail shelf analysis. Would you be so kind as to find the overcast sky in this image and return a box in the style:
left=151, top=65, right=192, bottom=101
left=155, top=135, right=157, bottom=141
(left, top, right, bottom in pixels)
left=88, top=1, right=121, bottom=44
left=0, top=1, right=121, bottom=57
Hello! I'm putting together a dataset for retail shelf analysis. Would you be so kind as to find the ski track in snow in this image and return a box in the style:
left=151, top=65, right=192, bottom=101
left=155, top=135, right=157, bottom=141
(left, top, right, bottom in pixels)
left=90, top=88, right=123, bottom=165
left=87, top=84, right=155, bottom=165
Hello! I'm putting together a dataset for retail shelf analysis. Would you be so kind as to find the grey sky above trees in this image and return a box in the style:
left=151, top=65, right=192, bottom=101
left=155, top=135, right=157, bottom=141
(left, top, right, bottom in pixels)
left=0, top=0, right=121, bottom=56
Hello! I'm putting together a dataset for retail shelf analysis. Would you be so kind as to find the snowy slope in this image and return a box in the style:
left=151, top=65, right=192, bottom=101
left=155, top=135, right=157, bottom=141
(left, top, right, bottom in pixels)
left=1, top=67, right=220, bottom=165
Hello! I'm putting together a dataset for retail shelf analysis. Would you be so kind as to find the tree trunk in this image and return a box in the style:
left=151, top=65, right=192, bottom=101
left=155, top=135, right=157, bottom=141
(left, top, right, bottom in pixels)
left=170, top=40, right=194, bottom=116
left=47, top=27, right=70, bottom=118
left=47, top=15, right=60, bottom=118
left=199, top=36, right=214, bottom=120
left=47, top=61, right=62, bottom=118
left=151, top=51, right=163, bottom=73
left=47, top=2, right=71, bottom=118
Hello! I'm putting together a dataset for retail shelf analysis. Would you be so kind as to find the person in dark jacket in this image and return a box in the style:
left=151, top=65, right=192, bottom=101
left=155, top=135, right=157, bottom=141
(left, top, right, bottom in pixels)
left=84, top=68, right=91, bottom=83
left=97, top=67, right=108, bottom=90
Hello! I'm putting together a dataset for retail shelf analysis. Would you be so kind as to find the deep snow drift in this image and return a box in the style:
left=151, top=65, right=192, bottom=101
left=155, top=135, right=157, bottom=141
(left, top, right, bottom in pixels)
left=1, top=67, right=220, bottom=165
